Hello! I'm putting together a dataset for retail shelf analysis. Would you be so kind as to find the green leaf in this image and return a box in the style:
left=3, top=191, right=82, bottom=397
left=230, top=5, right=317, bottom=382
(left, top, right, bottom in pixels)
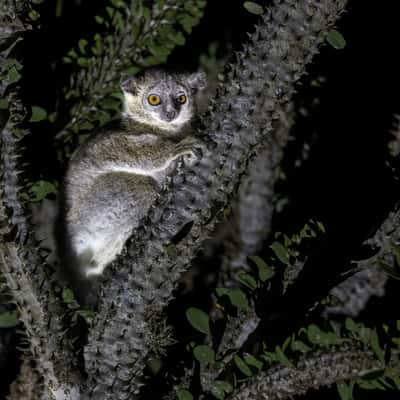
left=178, top=15, right=196, bottom=33
left=95, top=15, right=104, bottom=24
left=210, top=381, right=233, bottom=400
left=229, top=290, right=249, bottom=310
left=243, top=1, right=264, bottom=15
left=243, top=354, right=263, bottom=370
left=30, top=106, right=47, bottom=122
left=62, top=288, right=75, bottom=304
left=0, top=311, right=19, bottom=328
left=345, top=318, right=359, bottom=334
left=282, top=336, right=292, bottom=352
left=316, top=221, right=326, bottom=233
left=306, top=324, right=342, bottom=347
left=369, top=330, right=385, bottom=364
left=30, top=180, right=57, bottom=201
left=79, top=121, right=95, bottom=131
left=249, top=256, right=274, bottom=281
left=193, top=345, right=215, bottom=364
left=291, top=339, right=312, bottom=353
left=391, top=375, right=400, bottom=390
left=168, top=31, right=186, bottom=46
left=210, top=385, right=225, bottom=400
left=148, top=43, right=170, bottom=59
left=177, top=389, right=193, bottom=400
left=299, top=223, right=316, bottom=239
left=99, top=97, right=121, bottom=112
left=270, top=242, right=290, bottom=265
left=215, top=288, right=249, bottom=311
left=260, top=351, right=276, bottom=364
left=8, top=66, right=22, bottom=83
left=327, top=30, right=346, bottom=50
left=213, top=381, right=233, bottom=394
left=186, top=307, right=210, bottom=335
left=237, top=272, right=257, bottom=290
left=77, top=57, right=89, bottom=68
left=337, top=382, right=354, bottom=400
left=67, top=49, right=78, bottom=59
left=275, top=345, right=294, bottom=368
left=96, top=110, right=112, bottom=126
left=111, top=0, right=125, bottom=8
left=78, top=39, right=88, bottom=54
left=234, top=355, right=253, bottom=377
left=165, top=243, right=178, bottom=258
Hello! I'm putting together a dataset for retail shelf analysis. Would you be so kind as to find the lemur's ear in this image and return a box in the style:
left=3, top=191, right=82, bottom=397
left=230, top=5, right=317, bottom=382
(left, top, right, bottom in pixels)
left=187, top=71, right=207, bottom=94
left=120, top=75, right=139, bottom=94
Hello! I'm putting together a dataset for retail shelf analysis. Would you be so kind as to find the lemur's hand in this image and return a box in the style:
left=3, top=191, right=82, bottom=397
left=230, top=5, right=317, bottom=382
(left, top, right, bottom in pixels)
left=175, top=137, right=207, bottom=167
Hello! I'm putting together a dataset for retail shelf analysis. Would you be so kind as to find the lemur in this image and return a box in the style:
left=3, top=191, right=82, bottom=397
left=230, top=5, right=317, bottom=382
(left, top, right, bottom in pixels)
left=59, top=69, right=207, bottom=302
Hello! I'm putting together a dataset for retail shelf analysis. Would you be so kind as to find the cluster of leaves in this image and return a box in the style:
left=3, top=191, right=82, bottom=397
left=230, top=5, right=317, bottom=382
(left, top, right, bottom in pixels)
left=267, top=220, right=326, bottom=292
left=55, top=0, right=206, bottom=153
left=61, top=288, right=95, bottom=325
left=178, top=222, right=329, bottom=399
left=337, top=319, right=400, bottom=399
left=183, top=307, right=400, bottom=400
left=176, top=214, right=400, bottom=399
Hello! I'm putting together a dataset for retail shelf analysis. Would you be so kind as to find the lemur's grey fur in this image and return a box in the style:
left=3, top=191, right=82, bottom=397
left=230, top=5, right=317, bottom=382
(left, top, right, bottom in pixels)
left=62, top=69, right=206, bottom=283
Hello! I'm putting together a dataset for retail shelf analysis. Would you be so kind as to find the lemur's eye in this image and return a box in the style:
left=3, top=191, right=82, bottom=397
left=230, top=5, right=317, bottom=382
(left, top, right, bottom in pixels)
left=148, top=94, right=161, bottom=106
left=176, top=94, right=187, bottom=105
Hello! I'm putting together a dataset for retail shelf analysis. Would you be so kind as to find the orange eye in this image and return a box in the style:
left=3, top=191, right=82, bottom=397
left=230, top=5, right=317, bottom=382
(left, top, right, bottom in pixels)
left=176, top=94, right=187, bottom=104
left=148, top=94, right=161, bottom=106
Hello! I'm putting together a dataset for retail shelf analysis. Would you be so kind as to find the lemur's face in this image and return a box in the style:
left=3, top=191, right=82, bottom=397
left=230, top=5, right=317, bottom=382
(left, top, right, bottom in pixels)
left=121, top=70, right=206, bottom=132
left=142, top=79, right=192, bottom=125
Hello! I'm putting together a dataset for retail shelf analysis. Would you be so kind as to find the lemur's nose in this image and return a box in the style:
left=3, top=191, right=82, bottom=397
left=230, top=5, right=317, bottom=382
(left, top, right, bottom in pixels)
left=165, top=110, right=177, bottom=121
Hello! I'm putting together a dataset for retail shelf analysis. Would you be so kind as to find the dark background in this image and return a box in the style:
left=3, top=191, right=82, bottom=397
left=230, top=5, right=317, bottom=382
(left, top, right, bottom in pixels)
left=2, top=0, right=400, bottom=398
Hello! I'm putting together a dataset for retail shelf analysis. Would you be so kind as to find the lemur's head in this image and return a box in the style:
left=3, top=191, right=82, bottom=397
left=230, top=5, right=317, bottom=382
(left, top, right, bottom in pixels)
left=121, top=69, right=206, bottom=132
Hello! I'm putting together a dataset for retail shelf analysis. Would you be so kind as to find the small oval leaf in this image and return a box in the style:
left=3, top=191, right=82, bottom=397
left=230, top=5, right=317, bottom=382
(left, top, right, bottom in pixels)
left=243, top=1, right=264, bottom=15
left=62, top=288, right=75, bottom=304
left=213, top=381, right=233, bottom=394
left=275, top=345, right=294, bottom=368
left=30, top=106, right=47, bottom=122
left=234, top=355, right=253, bottom=377
left=193, top=345, right=215, bottom=364
left=270, top=242, right=290, bottom=265
left=177, top=389, right=193, bottom=400
left=336, top=382, right=354, bottom=400
left=237, top=272, right=257, bottom=290
left=291, top=339, right=312, bottom=353
left=186, top=307, right=210, bottom=335
left=243, top=354, right=263, bottom=370
left=30, top=180, right=57, bottom=201
left=249, top=256, right=274, bottom=281
left=327, top=30, right=346, bottom=50
left=0, top=311, right=19, bottom=328
left=216, top=288, right=249, bottom=311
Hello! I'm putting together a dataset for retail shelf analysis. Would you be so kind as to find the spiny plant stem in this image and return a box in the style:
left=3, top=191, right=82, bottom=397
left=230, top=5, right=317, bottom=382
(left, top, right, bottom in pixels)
left=231, top=345, right=400, bottom=400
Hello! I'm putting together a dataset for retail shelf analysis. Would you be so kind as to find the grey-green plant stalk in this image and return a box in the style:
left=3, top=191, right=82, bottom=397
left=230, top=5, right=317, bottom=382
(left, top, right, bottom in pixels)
left=231, top=345, right=400, bottom=400
left=1, top=2, right=83, bottom=398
